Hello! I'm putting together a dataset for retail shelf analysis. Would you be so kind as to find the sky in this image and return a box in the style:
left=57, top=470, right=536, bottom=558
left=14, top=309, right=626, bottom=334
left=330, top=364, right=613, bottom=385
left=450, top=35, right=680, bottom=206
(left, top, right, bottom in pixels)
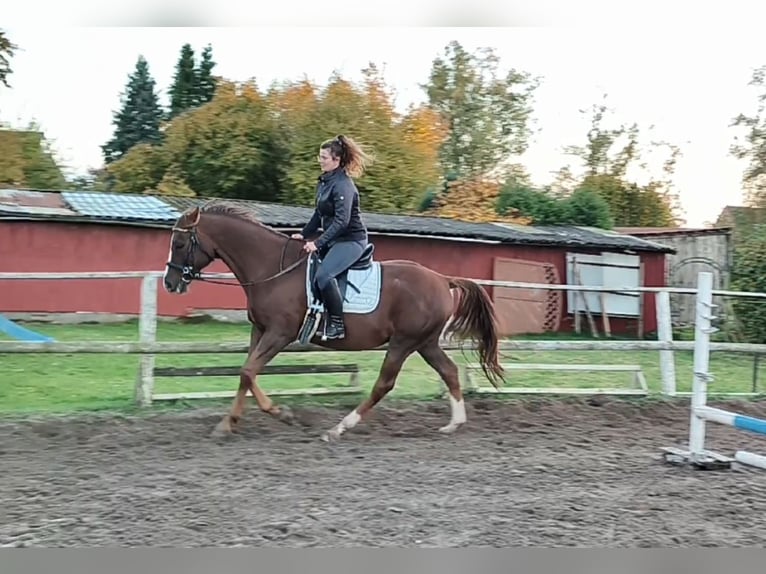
left=3, top=3, right=766, bottom=227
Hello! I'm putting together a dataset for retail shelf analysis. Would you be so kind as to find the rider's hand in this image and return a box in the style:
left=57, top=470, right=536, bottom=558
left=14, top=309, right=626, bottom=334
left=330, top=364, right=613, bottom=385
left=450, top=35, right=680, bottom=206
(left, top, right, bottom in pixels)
left=290, top=233, right=303, bottom=240
left=303, top=241, right=318, bottom=253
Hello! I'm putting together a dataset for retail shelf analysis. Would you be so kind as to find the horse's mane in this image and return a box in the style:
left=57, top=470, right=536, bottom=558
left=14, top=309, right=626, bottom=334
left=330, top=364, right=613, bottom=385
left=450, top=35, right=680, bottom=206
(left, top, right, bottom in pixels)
left=185, top=199, right=290, bottom=242
left=199, top=199, right=265, bottom=226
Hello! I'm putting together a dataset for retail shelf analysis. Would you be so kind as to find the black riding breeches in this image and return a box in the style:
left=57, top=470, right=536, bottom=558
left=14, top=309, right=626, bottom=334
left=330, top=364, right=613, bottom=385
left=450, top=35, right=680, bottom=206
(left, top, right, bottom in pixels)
left=315, top=239, right=367, bottom=290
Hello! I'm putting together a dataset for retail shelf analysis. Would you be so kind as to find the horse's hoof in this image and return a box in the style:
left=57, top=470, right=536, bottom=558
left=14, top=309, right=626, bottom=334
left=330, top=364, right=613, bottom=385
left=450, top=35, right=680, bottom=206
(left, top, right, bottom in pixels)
left=210, top=423, right=234, bottom=439
left=276, top=406, right=295, bottom=425
left=438, top=423, right=462, bottom=434
left=320, top=428, right=342, bottom=443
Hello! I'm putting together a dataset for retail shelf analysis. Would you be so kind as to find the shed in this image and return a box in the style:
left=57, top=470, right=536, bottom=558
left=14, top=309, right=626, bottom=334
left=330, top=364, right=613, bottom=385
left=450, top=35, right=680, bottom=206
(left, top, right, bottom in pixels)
left=0, top=189, right=674, bottom=336
left=615, top=226, right=732, bottom=326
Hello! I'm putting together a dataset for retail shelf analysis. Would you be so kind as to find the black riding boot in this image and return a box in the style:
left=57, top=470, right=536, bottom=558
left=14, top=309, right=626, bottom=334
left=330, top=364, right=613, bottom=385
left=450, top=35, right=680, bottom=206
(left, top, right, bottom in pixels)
left=320, top=279, right=346, bottom=340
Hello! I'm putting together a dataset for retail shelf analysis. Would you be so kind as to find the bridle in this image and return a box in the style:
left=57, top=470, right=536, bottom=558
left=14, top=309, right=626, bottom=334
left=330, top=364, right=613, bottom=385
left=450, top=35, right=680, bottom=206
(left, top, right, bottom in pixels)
left=165, top=223, right=308, bottom=288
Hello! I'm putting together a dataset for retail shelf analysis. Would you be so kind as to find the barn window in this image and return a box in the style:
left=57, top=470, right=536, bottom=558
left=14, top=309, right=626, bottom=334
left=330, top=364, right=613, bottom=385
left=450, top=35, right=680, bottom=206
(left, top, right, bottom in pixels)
left=565, top=252, right=641, bottom=317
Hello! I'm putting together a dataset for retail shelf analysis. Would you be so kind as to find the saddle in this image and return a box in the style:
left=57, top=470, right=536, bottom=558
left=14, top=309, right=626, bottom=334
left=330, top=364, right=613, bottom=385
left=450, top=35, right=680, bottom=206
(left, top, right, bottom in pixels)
left=297, top=243, right=381, bottom=344
left=308, top=243, right=375, bottom=302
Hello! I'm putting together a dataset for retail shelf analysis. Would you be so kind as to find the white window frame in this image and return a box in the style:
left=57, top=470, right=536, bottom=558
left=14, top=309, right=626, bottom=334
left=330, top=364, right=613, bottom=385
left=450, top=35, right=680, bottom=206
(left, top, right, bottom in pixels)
left=565, top=252, right=642, bottom=317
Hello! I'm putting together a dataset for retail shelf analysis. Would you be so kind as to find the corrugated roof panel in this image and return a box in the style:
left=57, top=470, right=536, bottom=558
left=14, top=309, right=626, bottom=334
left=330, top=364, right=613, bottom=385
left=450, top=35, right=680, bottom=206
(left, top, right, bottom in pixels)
left=489, top=221, right=552, bottom=235
left=575, top=225, right=624, bottom=236
left=160, top=197, right=206, bottom=212
left=62, top=192, right=181, bottom=220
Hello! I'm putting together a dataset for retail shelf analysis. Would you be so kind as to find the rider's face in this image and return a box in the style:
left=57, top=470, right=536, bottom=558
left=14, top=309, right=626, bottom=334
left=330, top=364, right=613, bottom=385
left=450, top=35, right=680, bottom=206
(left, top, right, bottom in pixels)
left=318, top=149, right=340, bottom=173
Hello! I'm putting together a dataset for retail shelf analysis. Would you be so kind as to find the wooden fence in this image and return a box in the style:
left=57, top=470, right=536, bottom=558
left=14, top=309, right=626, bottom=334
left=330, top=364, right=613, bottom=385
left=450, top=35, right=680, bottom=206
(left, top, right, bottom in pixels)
left=3, top=270, right=766, bottom=406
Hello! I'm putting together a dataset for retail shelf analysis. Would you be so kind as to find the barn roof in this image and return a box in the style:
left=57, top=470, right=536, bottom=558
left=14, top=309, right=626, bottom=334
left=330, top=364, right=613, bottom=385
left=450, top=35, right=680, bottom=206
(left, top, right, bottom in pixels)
left=0, top=188, right=675, bottom=254
left=614, top=226, right=732, bottom=237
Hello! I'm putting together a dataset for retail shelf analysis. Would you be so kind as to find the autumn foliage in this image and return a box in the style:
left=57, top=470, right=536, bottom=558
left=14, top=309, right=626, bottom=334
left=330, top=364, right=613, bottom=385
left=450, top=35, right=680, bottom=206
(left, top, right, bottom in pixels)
left=0, top=128, right=67, bottom=189
left=424, top=176, right=531, bottom=224
left=104, top=69, right=449, bottom=213
left=85, top=40, right=682, bottom=229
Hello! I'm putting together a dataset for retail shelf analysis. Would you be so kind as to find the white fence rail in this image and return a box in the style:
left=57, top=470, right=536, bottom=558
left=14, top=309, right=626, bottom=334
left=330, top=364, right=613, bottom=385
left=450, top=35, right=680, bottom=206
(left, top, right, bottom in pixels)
left=2, top=270, right=766, bottom=406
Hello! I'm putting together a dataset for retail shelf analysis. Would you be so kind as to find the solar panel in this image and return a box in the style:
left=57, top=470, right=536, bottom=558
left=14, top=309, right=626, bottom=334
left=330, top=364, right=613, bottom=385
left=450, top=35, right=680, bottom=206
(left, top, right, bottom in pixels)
left=62, top=192, right=181, bottom=220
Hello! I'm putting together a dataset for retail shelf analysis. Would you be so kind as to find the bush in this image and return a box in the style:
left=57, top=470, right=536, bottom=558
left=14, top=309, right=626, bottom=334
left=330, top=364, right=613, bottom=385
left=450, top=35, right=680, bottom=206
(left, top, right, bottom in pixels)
left=495, top=183, right=566, bottom=224
left=560, top=187, right=613, bottom=229
left=730, top=224, right=766, bottom=343
left=495, top=182, right=613, bottom=228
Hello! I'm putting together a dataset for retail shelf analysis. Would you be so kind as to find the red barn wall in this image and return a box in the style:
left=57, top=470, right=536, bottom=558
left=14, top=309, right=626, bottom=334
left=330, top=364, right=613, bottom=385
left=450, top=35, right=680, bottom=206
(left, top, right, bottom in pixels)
left=0, top=221, right=665, bottom=335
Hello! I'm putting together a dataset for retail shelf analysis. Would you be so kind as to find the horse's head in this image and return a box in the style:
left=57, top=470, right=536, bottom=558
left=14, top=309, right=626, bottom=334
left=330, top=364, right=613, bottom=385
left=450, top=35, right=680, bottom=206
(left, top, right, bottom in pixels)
left=163, top=206, right=215, bottom=294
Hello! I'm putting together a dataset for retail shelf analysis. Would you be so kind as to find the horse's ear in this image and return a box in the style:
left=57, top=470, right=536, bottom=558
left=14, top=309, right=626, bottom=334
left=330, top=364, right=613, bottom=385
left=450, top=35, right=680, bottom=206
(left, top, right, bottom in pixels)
left=189, top=206, right=201, bottom=226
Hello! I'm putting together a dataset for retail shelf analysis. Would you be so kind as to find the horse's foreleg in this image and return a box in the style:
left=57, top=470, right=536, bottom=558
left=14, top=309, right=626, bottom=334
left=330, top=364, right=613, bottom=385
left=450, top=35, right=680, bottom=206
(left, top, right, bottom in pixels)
left=212, top=329, right=292, bottom=436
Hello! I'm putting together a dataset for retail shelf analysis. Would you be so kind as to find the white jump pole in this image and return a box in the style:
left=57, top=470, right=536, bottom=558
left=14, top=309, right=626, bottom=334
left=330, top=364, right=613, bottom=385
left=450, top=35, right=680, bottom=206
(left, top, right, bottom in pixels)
left=664, top=271, right=766, bottom=470
left=688, top=271, right=716, bottom=459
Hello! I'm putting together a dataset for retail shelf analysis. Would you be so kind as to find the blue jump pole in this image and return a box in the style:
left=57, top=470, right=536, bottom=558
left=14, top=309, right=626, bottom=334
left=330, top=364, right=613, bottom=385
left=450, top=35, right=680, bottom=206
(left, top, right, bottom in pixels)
left=0, top=314, right=55, bottom=343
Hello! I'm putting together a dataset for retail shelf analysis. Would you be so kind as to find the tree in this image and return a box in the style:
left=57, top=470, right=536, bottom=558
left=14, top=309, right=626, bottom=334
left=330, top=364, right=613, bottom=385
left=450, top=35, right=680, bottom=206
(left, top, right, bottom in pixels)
left=168, top=43, right=198, bottom=119
left=424, top=41, right=539, bottom=179
left=105, top=66, right=446, bottom=207
left=266, top=77, right=322, bottom=204
left=196, top=44, right=217, bottom=105
left=561, top=96, right=682, bottom=227
left=18, top=128, right=68, bottom=189
left=101, top=55, right=164, bottom=164
left=0, top=30, right=17, bottom=89
left=272, top=67, right=446, bottom=211
left=425, top=175, right=532, bottom=224
left=110, top=79, right=287, bottom=201
left=729, top=224, right=766, bottom=342
left=494, top=179, right=613, bottom=228
left=563, top=97, right=643, bottom=181
left=0, top=127, right=67, bottom=189
left=495, top=182, right=568, bottom=225
left=154, top=163, right=196, bottom=197
left=356, top=64, right=446, bottom=212
left=560, top=187, right=613, bottom=228
left=276, top=73, right=364, bottom=206
left=731, top=65, right=766, bottom=207
left=103, top=142, right=169, bottom=194
left=574, top=174, right=676, bottom=227
left=167, top=43, right=218, bottom=120
left=0, top=129, right=24, bottom=186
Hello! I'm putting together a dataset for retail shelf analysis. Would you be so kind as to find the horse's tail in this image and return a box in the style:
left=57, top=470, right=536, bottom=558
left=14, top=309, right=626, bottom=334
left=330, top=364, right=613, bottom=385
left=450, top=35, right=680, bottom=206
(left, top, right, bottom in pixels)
left=445, top=277, right=505, bottom=389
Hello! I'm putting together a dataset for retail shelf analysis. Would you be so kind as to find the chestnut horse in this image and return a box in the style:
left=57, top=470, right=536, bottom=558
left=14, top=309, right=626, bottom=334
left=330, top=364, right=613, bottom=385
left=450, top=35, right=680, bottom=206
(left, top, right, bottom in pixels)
left=163, top=200, right=505, bottom=441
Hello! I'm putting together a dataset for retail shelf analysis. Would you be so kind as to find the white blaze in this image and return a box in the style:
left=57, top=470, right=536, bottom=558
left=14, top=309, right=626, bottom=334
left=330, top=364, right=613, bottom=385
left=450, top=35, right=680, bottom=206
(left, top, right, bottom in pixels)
left=163, top=238, right=174, bottom=292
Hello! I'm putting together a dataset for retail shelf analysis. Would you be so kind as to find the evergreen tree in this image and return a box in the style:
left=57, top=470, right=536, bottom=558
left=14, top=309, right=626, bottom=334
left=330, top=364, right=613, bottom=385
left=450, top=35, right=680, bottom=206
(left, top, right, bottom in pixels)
left=195, top=44, right=217, bottom=104
left=101, top=55, right=164, bottom=164
left=0, top=29, right=17, bottom=89
left=168, top=43, right=198, bottom=119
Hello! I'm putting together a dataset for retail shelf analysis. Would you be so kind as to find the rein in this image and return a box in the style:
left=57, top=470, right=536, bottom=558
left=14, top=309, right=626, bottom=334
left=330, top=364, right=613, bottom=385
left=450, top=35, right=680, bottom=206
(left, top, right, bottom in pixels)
left=166, top=225, right=308, bottom=288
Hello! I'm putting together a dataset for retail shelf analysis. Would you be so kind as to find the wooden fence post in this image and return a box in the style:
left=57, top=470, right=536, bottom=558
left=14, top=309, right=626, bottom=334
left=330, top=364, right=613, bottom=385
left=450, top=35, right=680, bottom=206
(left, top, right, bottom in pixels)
left=135, top=274, right=158, bottom=406
left=655, top=290, right=677, bottom=396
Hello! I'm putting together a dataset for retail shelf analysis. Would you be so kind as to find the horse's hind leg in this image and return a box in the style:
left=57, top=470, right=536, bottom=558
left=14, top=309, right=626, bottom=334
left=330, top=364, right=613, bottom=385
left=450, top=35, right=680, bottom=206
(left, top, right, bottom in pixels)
left=321, top=340, right=414, bottom=442
left=418, top=339, right=466, bottom=434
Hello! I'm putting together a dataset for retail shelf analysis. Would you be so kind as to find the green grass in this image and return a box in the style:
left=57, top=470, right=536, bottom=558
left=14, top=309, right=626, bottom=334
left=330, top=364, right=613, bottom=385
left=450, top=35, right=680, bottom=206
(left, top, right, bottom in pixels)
left=0, top=319, right=763, bottom=415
